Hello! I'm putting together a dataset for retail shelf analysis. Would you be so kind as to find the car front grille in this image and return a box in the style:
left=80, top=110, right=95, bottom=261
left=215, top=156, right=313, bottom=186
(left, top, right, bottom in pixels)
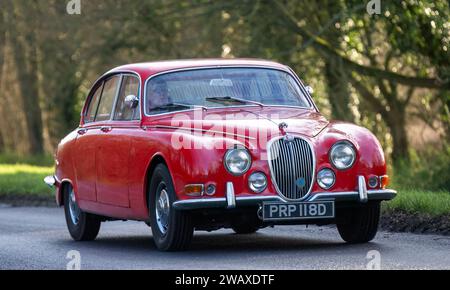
left=268, top=136, right=315, bottom=200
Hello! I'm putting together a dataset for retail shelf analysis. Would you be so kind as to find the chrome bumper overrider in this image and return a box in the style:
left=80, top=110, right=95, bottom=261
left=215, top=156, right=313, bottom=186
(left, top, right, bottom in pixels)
left=173, top=175, right=397, bottom=210
left=44, top=175, right=57, bottom=188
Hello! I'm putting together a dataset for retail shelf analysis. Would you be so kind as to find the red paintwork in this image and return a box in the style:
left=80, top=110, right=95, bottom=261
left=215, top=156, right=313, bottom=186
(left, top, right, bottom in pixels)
left=54, top=59, right=387, bottom=221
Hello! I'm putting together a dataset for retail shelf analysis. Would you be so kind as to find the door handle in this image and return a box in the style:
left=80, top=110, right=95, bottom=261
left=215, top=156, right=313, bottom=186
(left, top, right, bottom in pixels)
left=100, top=126, right=112, bottom=133
left=77, top=128, right=87, bottom=135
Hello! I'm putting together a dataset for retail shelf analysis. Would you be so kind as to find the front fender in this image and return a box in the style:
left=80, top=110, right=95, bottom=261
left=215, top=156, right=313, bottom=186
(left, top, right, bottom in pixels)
left=311, top=121, right=387, bottom=193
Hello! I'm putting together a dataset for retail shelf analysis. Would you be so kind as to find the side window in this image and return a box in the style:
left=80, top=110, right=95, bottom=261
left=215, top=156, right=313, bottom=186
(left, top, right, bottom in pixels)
left=113, top=75, right=140, bottom=121
left=95, top=75, right=120, bottom=122
left=84, top=82, right=103, bottom=123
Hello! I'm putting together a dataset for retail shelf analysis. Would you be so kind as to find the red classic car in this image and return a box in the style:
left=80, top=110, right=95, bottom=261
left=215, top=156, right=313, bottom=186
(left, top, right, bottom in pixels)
left=45, top=59, right=396, bottom=251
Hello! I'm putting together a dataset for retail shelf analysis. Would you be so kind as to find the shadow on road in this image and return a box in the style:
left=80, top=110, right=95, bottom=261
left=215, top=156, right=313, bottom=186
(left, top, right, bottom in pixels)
left=51, top=230, right=385, bottom=256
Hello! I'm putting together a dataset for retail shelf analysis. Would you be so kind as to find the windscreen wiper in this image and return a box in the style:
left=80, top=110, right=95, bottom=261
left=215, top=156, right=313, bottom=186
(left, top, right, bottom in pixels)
left=150, top=103, right=207, bottom=112
left=206, top=96, right=264, bottom=107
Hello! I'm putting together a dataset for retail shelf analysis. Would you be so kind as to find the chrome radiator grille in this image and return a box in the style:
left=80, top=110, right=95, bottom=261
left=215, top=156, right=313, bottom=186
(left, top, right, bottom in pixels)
left=268, top=137, right=315, bottom=200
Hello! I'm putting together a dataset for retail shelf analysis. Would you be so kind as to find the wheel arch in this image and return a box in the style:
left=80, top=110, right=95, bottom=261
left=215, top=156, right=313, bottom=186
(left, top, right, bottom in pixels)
left=144, top=154, right=169, bottom=211
left=57, top=179, right=75, bottom=206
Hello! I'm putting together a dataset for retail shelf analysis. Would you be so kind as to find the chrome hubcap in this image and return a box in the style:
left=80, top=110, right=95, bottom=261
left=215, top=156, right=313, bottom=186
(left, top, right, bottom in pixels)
left=68, top=188, right=81, bottom=225
left=155, top=188, right=170, bottom=234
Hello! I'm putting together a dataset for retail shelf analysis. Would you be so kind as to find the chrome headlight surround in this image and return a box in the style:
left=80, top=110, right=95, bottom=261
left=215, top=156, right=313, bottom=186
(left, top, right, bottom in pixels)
left=329, top=141, right=356, bottom=170
left=224, top=148, right=252, bottom=176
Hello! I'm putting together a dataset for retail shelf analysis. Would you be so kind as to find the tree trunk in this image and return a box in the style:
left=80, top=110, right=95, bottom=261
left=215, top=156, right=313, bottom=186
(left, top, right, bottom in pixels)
left=325, top=56, right=353, bottom=121
left=322, top=1, right=354, bottom=122
left=7, top=0, right=44, bottom=154
left=385, top=106, right=409, bottom=162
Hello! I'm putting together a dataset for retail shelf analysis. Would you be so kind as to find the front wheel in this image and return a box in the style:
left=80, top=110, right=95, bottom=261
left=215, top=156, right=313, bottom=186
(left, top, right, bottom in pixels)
left=149, top=164, right=194, bottom=251
left=336, top=201, right=380, bottom=243
left=64, top=184, right=101, bottom=241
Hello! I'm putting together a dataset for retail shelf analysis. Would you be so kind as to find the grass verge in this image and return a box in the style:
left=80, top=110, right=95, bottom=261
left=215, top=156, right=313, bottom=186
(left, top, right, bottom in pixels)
left=0, top=164, right=54, bottom=204
left=382, top=189, right=450, bottom=216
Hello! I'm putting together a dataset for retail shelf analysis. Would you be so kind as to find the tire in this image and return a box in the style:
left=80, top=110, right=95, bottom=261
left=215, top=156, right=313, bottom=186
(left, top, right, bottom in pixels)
left=149, top=164, right=194, bottom=251
left=336, top=201, right=380, bottom=244
left=64, top=184, right=101, bottom=241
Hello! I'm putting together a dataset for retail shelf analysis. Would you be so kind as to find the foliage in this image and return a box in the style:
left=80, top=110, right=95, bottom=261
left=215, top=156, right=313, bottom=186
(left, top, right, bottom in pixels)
left=391, top=145, right=450, bottom=191
left=0, top=153, right=54, bottom=167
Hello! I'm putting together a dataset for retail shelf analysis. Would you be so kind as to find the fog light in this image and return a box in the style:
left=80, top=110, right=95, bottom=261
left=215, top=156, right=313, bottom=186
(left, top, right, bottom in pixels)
left=248, top=172, right=267, bottom=193
left=368, top=176, right=379, bottom=188
left=205, top=184, right=216, bottom=196
left=317, top=168, right=335, bottom=190
left=184, top=184, right=204, bottom=196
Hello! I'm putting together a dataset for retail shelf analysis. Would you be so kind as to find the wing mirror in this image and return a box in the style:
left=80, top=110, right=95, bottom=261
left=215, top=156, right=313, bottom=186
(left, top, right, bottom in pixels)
left=124, top=95, right=139, bottom=109
left=305, top=86, right=314, bottom=95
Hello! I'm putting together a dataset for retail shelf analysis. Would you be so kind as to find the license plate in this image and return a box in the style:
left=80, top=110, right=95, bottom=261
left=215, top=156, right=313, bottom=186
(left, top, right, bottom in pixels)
left=262, top=201, right=335, bottom=221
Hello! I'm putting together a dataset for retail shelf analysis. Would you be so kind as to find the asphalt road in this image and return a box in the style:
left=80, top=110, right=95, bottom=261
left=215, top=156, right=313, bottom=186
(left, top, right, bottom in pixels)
left=0, top=205, right=449, bottom=270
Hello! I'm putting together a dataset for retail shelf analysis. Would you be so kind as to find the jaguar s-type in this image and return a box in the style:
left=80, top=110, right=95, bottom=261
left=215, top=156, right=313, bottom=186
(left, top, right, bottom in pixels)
left=45, top=59, right=396, bottom=251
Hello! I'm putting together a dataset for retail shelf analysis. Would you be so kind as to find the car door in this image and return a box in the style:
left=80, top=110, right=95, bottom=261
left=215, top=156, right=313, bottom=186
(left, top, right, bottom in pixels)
left=96, top=74, right=140, bottom=207
left=73, top=80, right=104, bottom=202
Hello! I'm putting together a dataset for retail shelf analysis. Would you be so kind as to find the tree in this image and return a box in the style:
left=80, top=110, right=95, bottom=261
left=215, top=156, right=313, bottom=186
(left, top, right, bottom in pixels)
left=3, top=0, right=44, bottom=154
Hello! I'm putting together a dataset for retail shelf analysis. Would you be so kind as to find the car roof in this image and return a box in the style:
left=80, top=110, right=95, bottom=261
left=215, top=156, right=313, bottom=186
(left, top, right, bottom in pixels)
left=107, top=58, right=290, bottom=78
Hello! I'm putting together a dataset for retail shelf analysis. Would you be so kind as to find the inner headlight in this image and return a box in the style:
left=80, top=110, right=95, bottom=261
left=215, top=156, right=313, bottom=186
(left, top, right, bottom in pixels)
left=330, top=141, right=356, bottom=170
left=224, top=148, right=251, bottom=175
left=317, top=168, right=335, bottom=189
left=248, top=172, right=267, bottom=193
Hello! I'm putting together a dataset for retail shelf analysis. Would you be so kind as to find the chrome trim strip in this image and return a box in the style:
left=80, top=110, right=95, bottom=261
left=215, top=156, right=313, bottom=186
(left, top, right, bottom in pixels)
left=308, top=191, right=357, bottom=201
left=143, top=65, right=314, bottom=117
left=237, top=196, right=284, bottom=202
left=308, top=189, right=397, bottom=202
left=358, top=175, right=368, bottom=203
left=226, top=182, right=236, bottom=209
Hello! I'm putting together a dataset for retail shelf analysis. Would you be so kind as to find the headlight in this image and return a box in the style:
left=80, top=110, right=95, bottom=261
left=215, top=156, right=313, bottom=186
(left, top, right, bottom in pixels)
left=248, top=172, right=267, bottom=193
left=224, top=148, right=251, bottom=175
left=317, top=168, right=335, bottom=189
left=330, top=141, right=356, bottom=170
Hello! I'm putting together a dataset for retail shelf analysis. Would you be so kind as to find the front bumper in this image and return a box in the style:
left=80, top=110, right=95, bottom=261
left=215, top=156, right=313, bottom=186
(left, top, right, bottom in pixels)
left=173, top=175, right=397, bottom=210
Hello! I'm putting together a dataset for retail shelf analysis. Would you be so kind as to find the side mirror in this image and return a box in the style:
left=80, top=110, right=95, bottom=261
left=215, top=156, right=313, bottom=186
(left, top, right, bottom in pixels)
left=305, top=86, right=314, bottom=95
left=124, top=95, right=139, bottom=109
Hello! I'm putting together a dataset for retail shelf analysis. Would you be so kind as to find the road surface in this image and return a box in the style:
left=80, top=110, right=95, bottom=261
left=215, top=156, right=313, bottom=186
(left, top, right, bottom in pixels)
left=0, top=206, right=449, bottom=269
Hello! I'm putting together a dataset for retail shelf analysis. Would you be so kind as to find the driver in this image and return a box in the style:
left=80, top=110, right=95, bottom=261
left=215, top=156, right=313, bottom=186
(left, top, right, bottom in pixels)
left=147, top=79, right=170, bottom=110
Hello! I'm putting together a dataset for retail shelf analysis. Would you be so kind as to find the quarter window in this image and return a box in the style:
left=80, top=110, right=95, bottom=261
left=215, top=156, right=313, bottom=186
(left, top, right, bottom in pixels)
left=95, top=75, right=120, bottom=122
left=85, top=82, right=103, bottom=123
left=114, top=75, right=140, bottom=121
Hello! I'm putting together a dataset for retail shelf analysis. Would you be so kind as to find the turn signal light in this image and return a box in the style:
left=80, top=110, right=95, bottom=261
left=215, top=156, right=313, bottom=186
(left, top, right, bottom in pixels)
left=184, top=184, right=204, bottom=197
left=380, top=175, right=390, bottom=189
